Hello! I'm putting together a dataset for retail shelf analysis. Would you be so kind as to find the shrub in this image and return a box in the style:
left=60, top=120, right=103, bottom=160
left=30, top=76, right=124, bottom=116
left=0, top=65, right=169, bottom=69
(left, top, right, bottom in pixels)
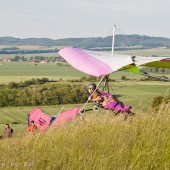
left=151, top=95, right=170, bottom=110
left=108, top=78, right=116, bottom=82
left=67, top=79, right=82, bottom=82
left=86, top=76, right=97, bottom=81
left=7, top=82, right=19, bottom=89
left=56, top=63, right=63, bottom=67
left=80, top=76, right=87, bottom=81
left=121, top=75, right=127, bottom=80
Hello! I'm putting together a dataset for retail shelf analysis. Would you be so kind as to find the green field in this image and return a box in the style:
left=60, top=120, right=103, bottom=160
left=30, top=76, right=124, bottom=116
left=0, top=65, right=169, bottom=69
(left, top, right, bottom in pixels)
left=0, top=62, right=169, bottom=84
left=0, top=62, right=86, bottom=83
left=0, top=47, right=169, bottom=83
left=117, top=47, right=170, bottom=56
left=0, top=81, right=169, bottom=135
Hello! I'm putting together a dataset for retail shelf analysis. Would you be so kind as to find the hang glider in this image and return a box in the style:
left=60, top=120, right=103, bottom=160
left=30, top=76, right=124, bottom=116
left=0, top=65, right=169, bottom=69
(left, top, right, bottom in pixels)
left=58, top=26, right=170, bottom=113
left=51, top=107, right=80, bottom=127
left=28, top=108, right=52, bottom=131
left=58, top=47, right=170, bottom=77
left=28, top=107, right=80, bottom=131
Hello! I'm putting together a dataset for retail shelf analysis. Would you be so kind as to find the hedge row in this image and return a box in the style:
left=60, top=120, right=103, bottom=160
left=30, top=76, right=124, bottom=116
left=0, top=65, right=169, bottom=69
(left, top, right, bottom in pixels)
left=0, top=84, right=88, bottom=107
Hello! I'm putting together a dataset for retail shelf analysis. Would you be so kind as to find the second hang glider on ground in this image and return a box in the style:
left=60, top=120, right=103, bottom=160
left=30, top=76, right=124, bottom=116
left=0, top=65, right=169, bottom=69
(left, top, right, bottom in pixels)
left=58, top=47, right=170, bottom=76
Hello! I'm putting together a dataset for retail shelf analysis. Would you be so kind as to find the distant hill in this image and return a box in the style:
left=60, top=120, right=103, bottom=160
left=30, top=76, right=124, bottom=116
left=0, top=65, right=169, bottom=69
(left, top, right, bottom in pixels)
left=0, top=35, right=170, bottom=49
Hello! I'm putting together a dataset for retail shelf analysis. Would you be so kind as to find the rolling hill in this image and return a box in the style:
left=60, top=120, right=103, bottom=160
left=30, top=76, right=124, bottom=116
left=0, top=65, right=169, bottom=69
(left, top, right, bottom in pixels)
left=0, top=34, right=170, bottom=49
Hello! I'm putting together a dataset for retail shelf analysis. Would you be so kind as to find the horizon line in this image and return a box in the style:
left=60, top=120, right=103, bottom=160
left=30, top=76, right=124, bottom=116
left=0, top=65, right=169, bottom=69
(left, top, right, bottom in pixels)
left=0, top=34, right=170, bottom=40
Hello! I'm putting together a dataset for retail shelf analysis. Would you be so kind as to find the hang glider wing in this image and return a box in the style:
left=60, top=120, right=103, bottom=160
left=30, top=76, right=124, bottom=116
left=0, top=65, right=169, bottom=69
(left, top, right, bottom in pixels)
left=134, top=56, right=170, bottom=68
left=58, top=47, right=134, bottom=77
left=51, top=107, right=80, bottom=127
left=58, top=47, right=170, bottom=76
left=28, top=108, right=52, bottom=131
left=117, top=64, right=141, bottom=74
left=28, top=107, right=80, bottom=130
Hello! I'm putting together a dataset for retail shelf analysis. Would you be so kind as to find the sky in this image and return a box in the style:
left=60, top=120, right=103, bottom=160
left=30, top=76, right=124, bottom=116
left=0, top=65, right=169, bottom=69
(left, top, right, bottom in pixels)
left=0, top=0, right=170, bottom=39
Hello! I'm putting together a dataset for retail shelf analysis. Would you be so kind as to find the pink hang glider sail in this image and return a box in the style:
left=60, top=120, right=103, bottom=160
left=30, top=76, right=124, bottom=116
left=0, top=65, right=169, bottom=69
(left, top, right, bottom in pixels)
left=28, top=108, right=52, bottom=131
left=59, top=47, right=170, bottom=76
left=28, top=107, right=81, bottom=130
left=58, top=47, right=134, bottom=77
left=51, top=107, right=80, bottom=127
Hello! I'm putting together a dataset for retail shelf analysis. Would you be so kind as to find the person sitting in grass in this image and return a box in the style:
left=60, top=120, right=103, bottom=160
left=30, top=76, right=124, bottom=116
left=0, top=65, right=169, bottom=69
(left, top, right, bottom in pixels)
left=3, top=124, right=14, bottom=138
left=28, top=120, right=37, bottom=133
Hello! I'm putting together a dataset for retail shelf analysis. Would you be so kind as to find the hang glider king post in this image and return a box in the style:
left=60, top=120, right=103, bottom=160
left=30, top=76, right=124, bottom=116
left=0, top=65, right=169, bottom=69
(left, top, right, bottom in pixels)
left=80, top=25, right=117, bottom=114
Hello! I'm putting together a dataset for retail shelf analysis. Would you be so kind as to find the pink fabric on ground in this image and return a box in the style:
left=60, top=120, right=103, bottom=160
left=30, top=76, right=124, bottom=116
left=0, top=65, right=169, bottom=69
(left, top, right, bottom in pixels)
left=28, top=108, right=52, bottom=131
left=52, top=107, right=80, bottom=127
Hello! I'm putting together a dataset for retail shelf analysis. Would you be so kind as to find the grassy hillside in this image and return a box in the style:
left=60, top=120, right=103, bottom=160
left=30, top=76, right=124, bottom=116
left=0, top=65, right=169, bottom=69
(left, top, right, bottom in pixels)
left=0, top=103, right=170, bottom=169
left=0, top=62, right=85, bottom=80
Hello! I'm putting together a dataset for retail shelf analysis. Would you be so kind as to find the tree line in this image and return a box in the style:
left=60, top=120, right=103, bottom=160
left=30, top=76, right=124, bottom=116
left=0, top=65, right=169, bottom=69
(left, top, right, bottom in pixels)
left=10, top=55, right=64, bottom=63
left=0, top=48, right=58, bottom=54
left=0, top=83, right=88, bottom=107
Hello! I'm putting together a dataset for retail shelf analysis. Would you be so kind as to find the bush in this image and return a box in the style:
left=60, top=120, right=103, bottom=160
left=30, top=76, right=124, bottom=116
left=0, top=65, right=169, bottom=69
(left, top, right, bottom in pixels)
left=12, top=121, right=21, bottom=124
left=7, top=82, right=19, bottom=89
left=121, top=75, right=127, bottom=80
left=108, top=78, right=116, bottom=82
left=80, top=76, right=97, bottom=82
left=67, top=79, right=82, bottom=82
left=0, top=89, right=19, bottom=106
left=151, top=95, right=170, bottom=110
left=56, top=63, right=63, bottom=67
left=80, top=76, right=87, bottom=81
left=5, top=78, right=51, bottom=89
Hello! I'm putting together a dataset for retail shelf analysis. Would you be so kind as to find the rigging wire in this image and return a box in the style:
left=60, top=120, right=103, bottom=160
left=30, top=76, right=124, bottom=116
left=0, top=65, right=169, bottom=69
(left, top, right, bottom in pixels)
left=63, top=63, right=80, bottom=104
left=116, top=28, right=135, bottom=55
left=70, top=27, right=114, bottom=48
left=71, top=37, right=95, bottom=48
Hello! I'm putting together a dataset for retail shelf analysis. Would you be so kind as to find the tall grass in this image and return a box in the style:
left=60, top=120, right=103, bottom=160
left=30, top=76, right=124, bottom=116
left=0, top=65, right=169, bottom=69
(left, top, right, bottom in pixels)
left=0, top=104, right=170, bottom=170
